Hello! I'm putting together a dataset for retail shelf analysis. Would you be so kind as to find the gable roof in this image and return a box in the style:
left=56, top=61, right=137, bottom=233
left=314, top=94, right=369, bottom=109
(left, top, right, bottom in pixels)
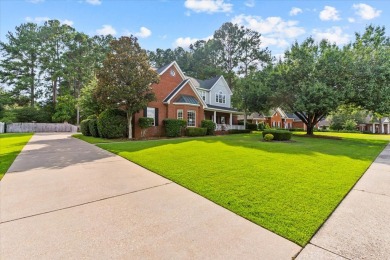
left=163, top=79, right=189, bottom=103
left=188, top=76, right=220, bottom=90
left=174, top=95, right=199, bottom=105
left=156, top=61, right=186, bottom=80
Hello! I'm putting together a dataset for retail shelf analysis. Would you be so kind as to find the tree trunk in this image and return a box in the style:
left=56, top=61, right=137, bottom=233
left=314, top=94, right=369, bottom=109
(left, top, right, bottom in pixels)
left=244, top=110, right=247, bottom=129
left=127, top=112, right=133, bottom=139
left=76, top=105, right=80, bottom=125
left=30, top=64, right=35, bottom=107
left=379, top=118, right=383, bottom=134
left=306, top=123, right=314, bottom=135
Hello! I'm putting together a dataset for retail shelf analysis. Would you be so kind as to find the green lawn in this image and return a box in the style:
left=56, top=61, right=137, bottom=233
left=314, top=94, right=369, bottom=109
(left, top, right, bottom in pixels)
left=0, top=133, right=33, bottom=180
left=79, top=132, right=388, bottom=246
left=72, top=133, right=132, bottom=144
left=294, top=131, right=390, bottom=141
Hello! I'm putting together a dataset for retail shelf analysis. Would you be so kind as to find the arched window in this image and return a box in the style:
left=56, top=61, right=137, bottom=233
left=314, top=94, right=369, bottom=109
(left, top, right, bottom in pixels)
left=215, top=91, right=226, bottom=104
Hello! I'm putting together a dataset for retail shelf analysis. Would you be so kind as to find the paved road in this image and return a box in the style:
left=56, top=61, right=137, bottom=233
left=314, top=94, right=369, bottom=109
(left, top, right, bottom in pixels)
left=0, top=133, right=300, bottom=259
left=297, top=143, right=390, bottom=260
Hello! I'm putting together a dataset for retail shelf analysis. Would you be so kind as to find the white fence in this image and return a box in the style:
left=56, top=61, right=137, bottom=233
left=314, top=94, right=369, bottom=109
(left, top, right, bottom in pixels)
left=216, top=124, right=245, bottom=131
left=0, top=122, right=4, bottom=133
left=6, top=123, right=78, bottom=133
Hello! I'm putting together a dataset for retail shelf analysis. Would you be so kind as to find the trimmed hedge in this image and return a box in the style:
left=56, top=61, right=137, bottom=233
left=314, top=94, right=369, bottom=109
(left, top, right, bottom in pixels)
left=80, top=119, right=91, bottom=136
left=264, top=133, right=274, bottom=141
left=186, top=127, right=207, bottom=137
left=227, top=129, right=251, bottom=134
left=262, top=129, right=292, bottom=141
left=97, top=109, right=128, bottom=139
left=89, top=119, right=99, bottom=137
left=289, top=128, right=304, bottom=132
left=246, top=123, right=257, bottom=130
left=163, top=119, right=187, bottom=137
left=201, top=120, right=216, bottom=135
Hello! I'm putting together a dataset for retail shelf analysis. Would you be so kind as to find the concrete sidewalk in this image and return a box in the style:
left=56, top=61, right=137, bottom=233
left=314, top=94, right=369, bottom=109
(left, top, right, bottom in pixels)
left=297, top=144, right=390, bottom=260
left=0, top=133, right=300, bottom=259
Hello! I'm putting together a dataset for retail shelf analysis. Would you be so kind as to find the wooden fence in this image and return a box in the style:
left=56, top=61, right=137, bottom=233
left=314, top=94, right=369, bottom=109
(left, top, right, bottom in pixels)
left=6, top=123, right=78, bottom=133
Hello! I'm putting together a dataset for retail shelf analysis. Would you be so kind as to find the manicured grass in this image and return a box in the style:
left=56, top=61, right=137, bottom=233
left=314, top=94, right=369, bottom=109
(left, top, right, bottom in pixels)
left=80, top=133, right=387, bottom=246
left=72, top=134, right=131, bottom=144
left=294, top=131, right=390, bottom=141
left=0, top=133, right=33, bottom=180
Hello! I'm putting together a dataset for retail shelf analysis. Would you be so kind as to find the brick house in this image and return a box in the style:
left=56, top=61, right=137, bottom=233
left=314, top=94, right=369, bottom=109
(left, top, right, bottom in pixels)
left=358, top=116, right=390, bottom=134
left=132, top=61, right=243, bottom=139
left=238, top=108, right=294, bottom=129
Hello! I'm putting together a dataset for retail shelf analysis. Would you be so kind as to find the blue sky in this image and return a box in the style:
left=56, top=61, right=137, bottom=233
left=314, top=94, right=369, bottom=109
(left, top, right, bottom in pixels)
left=1, top=0, right=389, bottom=58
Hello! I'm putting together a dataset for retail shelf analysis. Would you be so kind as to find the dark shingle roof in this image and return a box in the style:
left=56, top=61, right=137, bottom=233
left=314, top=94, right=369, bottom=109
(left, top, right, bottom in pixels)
left=163, top=79, right=190, bottom=103
left=189, top=76, right=220, bottom=90
left=174, top=95, right=199, bottom=105
left=156, top=63, right=172, bottom=74
left=205, top=105, right=239, bottom=112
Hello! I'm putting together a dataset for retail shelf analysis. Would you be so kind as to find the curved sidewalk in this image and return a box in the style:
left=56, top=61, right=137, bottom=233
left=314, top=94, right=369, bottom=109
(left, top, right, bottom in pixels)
left=297, top=143, right=390, bottom=259
left=0, top=133, right=300, bottom=259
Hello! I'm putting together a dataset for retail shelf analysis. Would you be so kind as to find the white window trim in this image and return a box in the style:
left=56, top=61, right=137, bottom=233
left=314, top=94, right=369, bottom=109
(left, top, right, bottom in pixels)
left=177, top=109, right=183, bottom=120
left=215, top=91, right=226, bottom=104
left=187, top=110, right=196, bottom=127
left=147, top=107, right=155, bottom=126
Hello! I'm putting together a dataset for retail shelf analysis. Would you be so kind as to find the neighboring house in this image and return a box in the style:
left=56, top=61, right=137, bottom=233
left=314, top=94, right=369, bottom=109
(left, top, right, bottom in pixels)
left=239, top=108, right=294, bottom=129
left=132, top=61, right=243, bottom=139
left=358, top=116, right=390, bottom=134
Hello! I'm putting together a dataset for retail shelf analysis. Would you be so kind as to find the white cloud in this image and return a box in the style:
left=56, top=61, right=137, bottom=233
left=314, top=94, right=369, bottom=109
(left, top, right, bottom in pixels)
left=27, top=0, right=44, bottom=3
left=25, top=16, right=50, bottom=23
left=245, top=0, right=255, bottom=8
left=96, top=25, right=116, bottom=36
left=289, top=7, right=302, bottom=16
left=353, top=3, right=381, bottom=20
left=313, top=27, right=350, bottom=45
left=25, top=17, right=74, bottom=26
left=348, top=17, right=355, bottom=23
left=319, top=6, right=340, bottom=21
left=134, top=27, right=152, bottom=38
left=231, top=14, right=305, bottom=47
left=184, top=0, right=232, bottom=14
left=86, top=0, right=101, bottom=5
left=174, top=35, right=212, bottom=48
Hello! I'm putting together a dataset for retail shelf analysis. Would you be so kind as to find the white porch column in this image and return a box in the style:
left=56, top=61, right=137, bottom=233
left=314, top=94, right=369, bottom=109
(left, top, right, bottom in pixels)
left=372, top=123, right=375, bottom=133
left=230, top=113, right=233, bottom=127
left=381, top=124, right=384, bottom=134
left=213, top=111, right=217, bottom=123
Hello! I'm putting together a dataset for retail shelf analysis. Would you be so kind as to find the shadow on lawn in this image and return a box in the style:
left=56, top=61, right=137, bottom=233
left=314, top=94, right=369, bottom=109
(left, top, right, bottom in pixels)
left=98, top=133, right=388, bottom=162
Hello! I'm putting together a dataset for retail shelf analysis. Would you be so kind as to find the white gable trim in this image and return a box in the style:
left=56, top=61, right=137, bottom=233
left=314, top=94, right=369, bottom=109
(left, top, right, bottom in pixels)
left=209, top=76, right=233, bottom=95
left=158, top=61, right=186, bottom=81
left=164, top=79, right=207, bottom=108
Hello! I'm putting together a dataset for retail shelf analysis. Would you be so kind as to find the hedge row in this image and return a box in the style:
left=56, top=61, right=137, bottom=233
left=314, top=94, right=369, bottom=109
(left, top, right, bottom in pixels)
left=186, top=127, right=207, bottom=136
left=228, top=129, right=252, bottom=134
left=201, top=120, right=216, bottom=135
left=163, top=119, right=186, bottom=137
left=262, top=129, right=292, bottom=141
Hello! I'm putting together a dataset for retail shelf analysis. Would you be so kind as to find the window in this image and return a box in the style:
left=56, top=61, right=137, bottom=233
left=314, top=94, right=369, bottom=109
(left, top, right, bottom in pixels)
left=177, top=109, right=183, bottom=120
left=187, top=110, right=196, bottom=127
left=215, top=91, right=226, bottom=104
left=199, top=90, right=206, bottom=101
left=221, top=116, right=225, bottom=124
left=147, top=107, right=156, bottom=126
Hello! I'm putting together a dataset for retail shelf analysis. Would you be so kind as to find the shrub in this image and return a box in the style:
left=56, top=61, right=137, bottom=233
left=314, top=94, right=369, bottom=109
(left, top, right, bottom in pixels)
left=88, top=119, right=99, bottom=137
left=97, top=109, right=128, bottom=139
left=264, top=133, right=274, bottom=141
left=262, top=129, right=292, bottom=141
left=138, top=117, right=154, bottom=138
left=14, top=106, right=52, bottom=123
left=257, top=122, right=265, bottom=130
left=201, top=120, right=216, bottom=135
left=186, top=127, right=207, bottom=137
left=246, top=123, right=257, bottom=130
left=227, top=129, right=251, bottom=134
left=80, top=119, right=91, bottom=136
left=163, top=119, right=187, bottom=137
left=288, top=128, right=304, bottom=132
left=343, top=119, right=357, bottom=131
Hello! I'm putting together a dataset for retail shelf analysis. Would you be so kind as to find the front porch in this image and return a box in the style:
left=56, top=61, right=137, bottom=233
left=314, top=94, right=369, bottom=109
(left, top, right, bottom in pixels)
left=204, top=108, right=244, bottom=131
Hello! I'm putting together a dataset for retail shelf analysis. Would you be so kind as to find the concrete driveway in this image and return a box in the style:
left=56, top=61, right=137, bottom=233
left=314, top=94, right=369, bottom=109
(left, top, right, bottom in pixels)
left=0, top=133, right=301, bottom=259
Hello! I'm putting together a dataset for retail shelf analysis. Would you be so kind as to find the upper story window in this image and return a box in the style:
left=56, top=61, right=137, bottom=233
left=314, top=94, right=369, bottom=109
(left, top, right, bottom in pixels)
left=170, top=69, right=175, bottom=76
left=215, top=91, right=226, bottom=104
left=199, top=90, right=206, bottom=101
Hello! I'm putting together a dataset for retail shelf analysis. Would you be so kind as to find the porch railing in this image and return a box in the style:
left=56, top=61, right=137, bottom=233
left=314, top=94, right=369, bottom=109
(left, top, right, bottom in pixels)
left=216, top=124, right=245, bottom=131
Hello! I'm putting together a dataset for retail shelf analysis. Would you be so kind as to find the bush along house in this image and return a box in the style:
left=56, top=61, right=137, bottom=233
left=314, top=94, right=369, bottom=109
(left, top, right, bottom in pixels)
left=132, top=61, right=244, bottom=139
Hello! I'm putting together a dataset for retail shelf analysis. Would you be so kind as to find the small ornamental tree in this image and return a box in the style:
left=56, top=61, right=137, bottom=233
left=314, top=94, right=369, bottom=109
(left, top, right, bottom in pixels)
left=95, top=36, right=159, bottom=139
left=52, top=94, right=76, bottom=123
left=138, top=117, right=154, bottom=139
